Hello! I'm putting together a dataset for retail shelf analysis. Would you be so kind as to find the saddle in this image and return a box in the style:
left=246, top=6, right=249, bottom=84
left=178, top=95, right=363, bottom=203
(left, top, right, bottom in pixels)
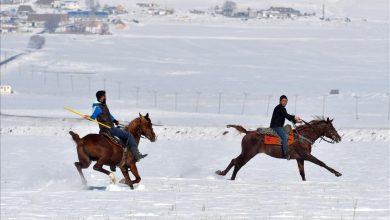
left=100, top=131, right=125, bottom=148
left=256, top=125, right=294, bottom=145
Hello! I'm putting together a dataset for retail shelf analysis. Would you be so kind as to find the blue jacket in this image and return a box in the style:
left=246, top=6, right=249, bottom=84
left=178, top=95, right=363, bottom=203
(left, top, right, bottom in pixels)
left=90, top=101, right=116, bottom=121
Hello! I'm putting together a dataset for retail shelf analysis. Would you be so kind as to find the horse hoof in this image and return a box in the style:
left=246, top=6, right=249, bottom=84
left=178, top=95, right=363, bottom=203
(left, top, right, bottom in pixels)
left=215, top=170, right=222, bottom=175
left=109, top=172, right=117, bottom=184
left=129, top=185, right=134, bottom=190
left=335, top=172, right=342, bottom=177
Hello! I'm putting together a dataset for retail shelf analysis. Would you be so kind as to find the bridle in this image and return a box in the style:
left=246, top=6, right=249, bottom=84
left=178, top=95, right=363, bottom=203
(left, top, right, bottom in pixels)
left=293, top=119, right=337, bottom=145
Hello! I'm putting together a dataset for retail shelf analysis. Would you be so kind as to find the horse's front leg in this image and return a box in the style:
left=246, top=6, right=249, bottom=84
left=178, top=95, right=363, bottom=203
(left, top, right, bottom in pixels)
left=119, top=165, right=134, bottom=189
left=296, top=159, right=306, bottom=181
left=129, top=163, right=141, bottom=184
left=303, top=153, right=342, bottom=177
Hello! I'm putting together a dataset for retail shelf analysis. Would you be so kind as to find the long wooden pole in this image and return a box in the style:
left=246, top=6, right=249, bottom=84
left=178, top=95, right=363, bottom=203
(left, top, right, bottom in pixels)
left=64, top=106, right=111, bottom=129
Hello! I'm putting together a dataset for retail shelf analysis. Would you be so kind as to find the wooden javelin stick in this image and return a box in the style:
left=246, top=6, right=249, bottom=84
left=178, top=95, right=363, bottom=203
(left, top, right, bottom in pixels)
left=64, top=106, right=111, bottom=129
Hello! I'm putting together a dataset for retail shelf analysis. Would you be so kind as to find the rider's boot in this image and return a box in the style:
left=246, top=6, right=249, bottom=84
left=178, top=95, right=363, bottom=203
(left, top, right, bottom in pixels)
left=130, top=146, right=147, bottom=162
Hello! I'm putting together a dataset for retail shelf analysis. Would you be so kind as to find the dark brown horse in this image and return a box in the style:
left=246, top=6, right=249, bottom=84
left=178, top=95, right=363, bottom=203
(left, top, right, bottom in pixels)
left=69, top=113, right=156, bottom=189
left=216, top=117, right=342, bottom=181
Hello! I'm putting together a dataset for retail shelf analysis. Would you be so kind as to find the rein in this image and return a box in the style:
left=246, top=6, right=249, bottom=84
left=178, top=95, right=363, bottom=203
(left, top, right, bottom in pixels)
left=319, top=136, right=336, bottom=144
left=293, top=119, right=336, bottom=145
left=293, top=122, right=313, bottom=145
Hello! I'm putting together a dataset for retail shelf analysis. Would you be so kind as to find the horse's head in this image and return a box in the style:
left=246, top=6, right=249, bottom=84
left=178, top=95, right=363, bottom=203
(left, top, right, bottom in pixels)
left=138, top=113, right=157, bottom=142
left=317, top=117, right=341, bottom=143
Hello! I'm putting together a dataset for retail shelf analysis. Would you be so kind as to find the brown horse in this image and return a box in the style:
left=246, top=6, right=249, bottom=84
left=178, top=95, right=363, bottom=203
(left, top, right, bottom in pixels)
left=69, top=113, right=156, bottom=189
left=216, top=117, right=342, bottom=181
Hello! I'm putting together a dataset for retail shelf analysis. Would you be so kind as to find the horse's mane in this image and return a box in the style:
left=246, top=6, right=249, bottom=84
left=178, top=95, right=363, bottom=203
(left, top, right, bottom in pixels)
left=296, top=116, right=327, bottom=131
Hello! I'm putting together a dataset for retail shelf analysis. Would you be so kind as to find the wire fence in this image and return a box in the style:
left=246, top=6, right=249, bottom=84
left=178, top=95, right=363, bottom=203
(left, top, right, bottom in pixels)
left=4, top=65, right=390, bottom=122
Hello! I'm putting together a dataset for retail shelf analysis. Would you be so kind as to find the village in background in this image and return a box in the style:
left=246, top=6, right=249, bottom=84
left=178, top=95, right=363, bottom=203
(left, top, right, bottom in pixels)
left=0, top=0, right=354, bottom=36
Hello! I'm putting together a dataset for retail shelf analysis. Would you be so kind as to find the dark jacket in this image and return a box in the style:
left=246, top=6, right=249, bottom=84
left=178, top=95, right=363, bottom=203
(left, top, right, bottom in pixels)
left=270, top=104, right=295, bottom=128
left=90, top=101, right=115, bottom=133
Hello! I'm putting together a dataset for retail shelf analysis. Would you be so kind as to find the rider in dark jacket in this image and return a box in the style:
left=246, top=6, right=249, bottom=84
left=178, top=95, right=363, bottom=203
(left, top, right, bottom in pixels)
left=270, top=95, right=301, bottom=160
left=84, top=90, right=147, bottom=164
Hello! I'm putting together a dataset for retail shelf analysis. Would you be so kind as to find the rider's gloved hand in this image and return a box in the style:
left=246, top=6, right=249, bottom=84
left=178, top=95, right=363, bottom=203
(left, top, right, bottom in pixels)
left=113, top=120, right=119, bottom=126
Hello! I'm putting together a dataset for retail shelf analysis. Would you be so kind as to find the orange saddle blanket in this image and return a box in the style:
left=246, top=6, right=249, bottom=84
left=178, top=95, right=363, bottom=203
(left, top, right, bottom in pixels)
left=264, top=130, right=294, bottom=145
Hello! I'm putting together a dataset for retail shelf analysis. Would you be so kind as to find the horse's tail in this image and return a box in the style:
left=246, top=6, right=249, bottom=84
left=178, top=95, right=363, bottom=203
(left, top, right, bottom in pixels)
left=69, top=131, right=83, bottom=145
left=227, top=124, right=249, bottom=134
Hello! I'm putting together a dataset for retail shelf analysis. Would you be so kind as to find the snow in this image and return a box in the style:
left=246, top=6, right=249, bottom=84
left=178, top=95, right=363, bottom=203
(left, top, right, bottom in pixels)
left=1, top=0, right=389, bottom=219
left=1, top=135, right=389, bottom=219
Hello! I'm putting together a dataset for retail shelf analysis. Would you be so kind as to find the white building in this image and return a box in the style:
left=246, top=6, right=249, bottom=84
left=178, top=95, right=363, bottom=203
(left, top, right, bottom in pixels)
left=0, top=85, right=13, bottom=94
left=61, top=0, right=79, bottom=10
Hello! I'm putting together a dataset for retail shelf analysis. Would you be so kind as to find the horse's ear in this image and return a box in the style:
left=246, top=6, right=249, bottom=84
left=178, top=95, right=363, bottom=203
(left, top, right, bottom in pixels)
left=326, top=117, right=330, bottom=123
left=139, top=112, right=143, bottom=118
left=145, top=113, right=149, bottom=118
left=330, top=118, right=334, bottom=123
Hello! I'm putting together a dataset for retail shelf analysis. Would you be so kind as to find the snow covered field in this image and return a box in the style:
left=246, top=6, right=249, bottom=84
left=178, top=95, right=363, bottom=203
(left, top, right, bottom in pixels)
left=1, top=0, right=389, bottom=219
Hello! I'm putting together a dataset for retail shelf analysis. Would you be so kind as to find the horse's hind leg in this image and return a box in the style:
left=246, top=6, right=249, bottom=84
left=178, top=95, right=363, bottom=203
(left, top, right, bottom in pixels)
left=93, top=159, right=116, bottom=184
left=296, top=159, right=306, bottom=181
left=230, top=153, right=257, bottom=180
left=75, top=146, right=91, bottom=185
left=216, top=154, right=241, bottom=176
left=303, top=153, right=342, bottom=177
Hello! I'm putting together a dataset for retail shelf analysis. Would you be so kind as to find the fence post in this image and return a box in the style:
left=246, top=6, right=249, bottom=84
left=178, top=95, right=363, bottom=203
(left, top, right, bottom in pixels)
left=56, top=72, right=60, bottom=88
left=195, top=92, right=201, bottom=112
left=174, top=92, right=178, bottom=111
left=266, top=95, right=272, bottom=117
left=70, top=75, right=74, bottom=92
left=87, top=77, right=91, bottom=94
left=241, top=92, right=248, bottom=115
left=117, top=81, right=121, bottom=99
left=31, top=65, right=34, bottom=79
left=218, top=92, right=222, bottom=114
left=388, top=93, right=390, bottom=120
left=354, top=95, right=359, bottom=120
left=43, top=67, right=47, bottom=87
left=135, top=87, right=139, bottom=107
